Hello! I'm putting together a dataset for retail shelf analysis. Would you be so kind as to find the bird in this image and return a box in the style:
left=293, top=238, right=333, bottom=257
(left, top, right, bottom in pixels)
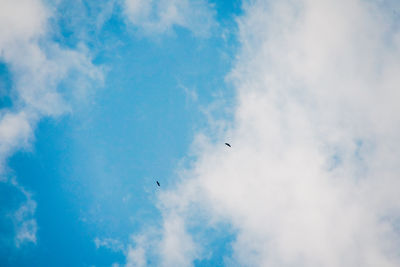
left=225, top=143, right=231, bottom=147
left=156, top=181, right=160, bottom=187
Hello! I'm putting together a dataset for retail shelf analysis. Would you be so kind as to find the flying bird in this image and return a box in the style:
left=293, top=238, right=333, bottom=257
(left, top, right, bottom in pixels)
left=225, top=143, right=231, bottom=147
left=156, top=181, right=160, bottom=187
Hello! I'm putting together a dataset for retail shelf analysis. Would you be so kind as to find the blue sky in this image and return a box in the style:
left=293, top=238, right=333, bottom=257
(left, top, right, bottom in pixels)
left=1, top=0, right=239, bottom=266
left=2, top=0, right=400, bottom=266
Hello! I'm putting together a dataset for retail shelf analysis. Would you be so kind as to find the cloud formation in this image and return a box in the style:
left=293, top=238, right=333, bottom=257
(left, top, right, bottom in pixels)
left=0, top=0, right=102, bottom=246
left=123, top=0, right=216, bottom=36
left=126, top=0, right=400, bottom=266
left=94, top=237, right=125, bottom=252
left=11, top=178, right=37, bottom=247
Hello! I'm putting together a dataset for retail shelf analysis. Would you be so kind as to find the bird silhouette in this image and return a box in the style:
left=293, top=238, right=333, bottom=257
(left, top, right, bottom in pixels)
left=156, top=181, right=160, bottom=187
left=225, top=143, right=231, bottom=147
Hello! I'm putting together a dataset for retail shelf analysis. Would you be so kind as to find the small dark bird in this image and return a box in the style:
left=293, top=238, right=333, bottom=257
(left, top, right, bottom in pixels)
left=156, top=181, right=160, bottom=187
left=225, top=143, right=231, bottom=147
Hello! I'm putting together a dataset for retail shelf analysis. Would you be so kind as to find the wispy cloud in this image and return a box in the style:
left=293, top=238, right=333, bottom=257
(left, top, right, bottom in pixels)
left=94, top=237, right=125, bottom=252
left=178, top=82, right=198, bottom=103
left=123, top=0, right=216, bottom=37
left=0, top=0, right=103, bottom=246
left=11, top=178, right=37, bottom=247
left=124, top=0, right=400, bottom=266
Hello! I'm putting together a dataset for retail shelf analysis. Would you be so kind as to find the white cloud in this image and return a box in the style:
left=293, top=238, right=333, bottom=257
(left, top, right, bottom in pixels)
left=179, top=82, right=198, bottom=103
left=94, top=237, right=125, bottom=252
left=126, top=214, right=200, bottom=266
left=123, top=0, right=216, bottom=36
left=0, top=0, right=102, bottom=246
left=0, top=112, right=33, bottom=173
left=126, top=235, right=149, bottom=267
left=158, top=213, right=199, bottom=266
left=125, top=0, right=400, bottom=266
left=9, top=178, right=38, bottom=247
left=0, top=0, right=48, bottom=47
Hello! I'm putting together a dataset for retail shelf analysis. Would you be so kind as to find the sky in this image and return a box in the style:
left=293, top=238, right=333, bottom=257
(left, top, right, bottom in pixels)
left=1, top=0, right=400, bottom=266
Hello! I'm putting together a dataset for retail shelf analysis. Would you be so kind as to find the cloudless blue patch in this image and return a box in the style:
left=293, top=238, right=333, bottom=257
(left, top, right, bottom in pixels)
left=0, top=62, right=13, bottom=109
left=212, top=0, right=243, bottom=21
